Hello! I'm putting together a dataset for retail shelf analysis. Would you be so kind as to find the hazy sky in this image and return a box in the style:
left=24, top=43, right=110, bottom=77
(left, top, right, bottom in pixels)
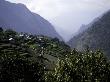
left=6, top=0, right=110, bottom=41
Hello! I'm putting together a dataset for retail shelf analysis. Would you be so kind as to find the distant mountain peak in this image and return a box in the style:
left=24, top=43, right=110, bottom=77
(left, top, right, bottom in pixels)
left=68, top=10, right=110, bottom=57
left=0, top=0, right=63, bottom=40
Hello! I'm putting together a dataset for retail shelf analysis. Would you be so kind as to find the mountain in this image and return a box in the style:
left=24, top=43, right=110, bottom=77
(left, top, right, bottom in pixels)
left=78, top=24, right=87, bottom=33
left=72, top=24, right=88, bottom=37
left=0, top=28, right=70, bottom=69
left=0, top=28, right=71, bottom=81
left=68, top=10, right=110, bottom=57
left=69, top=18, right=101, bottom=41
left=0, top=0, right=62, bottom=40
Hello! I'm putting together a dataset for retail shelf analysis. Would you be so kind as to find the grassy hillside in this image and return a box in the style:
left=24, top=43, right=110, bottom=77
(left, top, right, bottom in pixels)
left=1, top=27, right=110, bottom=82
left=0, top=27, right=70, bottom=81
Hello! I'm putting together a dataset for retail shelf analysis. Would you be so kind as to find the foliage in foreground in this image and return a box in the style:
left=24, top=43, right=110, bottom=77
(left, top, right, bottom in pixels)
left=0, top=28, right=45, bottom=82
left=45, top=50, right=110, bottom=82
left=0, top=28, right=110, bottom=82
left=0, top=28, right=70, bottom=82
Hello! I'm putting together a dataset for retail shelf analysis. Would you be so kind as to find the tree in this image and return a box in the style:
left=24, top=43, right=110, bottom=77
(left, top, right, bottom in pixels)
left=0, top=27, right=3, bottom=32
left=0, top=53, right=45, bottom=82
left=45, top=50, right=110, bottom=82
left=0, top=29, right=45, bottom=82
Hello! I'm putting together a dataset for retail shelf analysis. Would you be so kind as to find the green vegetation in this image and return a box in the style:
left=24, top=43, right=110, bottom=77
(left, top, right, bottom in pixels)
left=45, top=50, right=110, bottom=82
left=0, top=27, right=110, bottom=82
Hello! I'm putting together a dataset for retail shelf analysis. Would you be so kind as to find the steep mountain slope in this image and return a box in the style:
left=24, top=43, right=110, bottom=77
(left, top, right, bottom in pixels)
left=0, top=28, right=70, bottom=69
left=70, top=17, right=101, bottom=41
left=0, top=0, right=62, bottom=40
left=78, top=25, right=87, bottom=33
left=0, top=28, right=70, bottom=81
left=68, top=10, right=110, bottom=56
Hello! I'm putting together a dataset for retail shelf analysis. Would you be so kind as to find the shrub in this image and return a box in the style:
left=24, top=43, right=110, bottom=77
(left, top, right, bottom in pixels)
left=45, top=50, right=110, bottom=82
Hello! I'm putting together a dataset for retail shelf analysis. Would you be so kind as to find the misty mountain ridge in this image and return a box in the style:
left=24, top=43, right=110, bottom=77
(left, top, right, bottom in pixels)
left=0, top=0, right=62, bottom=40
left=70, top=15, right=102, bottom=39
left=68, top=10, right=110, bottom=57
